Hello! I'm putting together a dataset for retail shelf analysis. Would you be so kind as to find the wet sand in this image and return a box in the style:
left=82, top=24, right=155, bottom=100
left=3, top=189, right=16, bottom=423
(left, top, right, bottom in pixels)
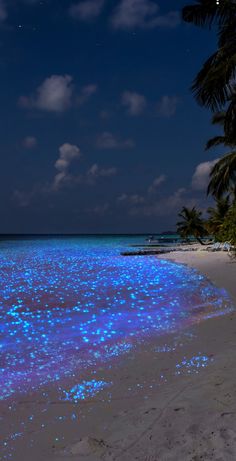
left=2, top=249, right=236, bottom=461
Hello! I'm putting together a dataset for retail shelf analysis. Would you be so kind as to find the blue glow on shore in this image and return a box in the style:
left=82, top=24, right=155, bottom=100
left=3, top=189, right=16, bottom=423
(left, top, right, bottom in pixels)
left=175, top=354, right=214, bottom=375
left=62, top=380, right=112, bottom=401
left=0, top=237, right=234, bottom=400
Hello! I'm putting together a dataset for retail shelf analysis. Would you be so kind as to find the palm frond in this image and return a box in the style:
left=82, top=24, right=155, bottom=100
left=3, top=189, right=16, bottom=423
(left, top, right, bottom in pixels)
left=207, top=151, right=236, bottom=198
left=207, top=196, right=230, bottom=218
left=218, top=16, right=236, bottom=47
left=224, top=94, right=236, bottom=140
left=177, top=206, right=207, bottom=241
left=205, top=135, right=227, bottom=150
left=191, top=45, right=236, bottom=110
left=211, top=111, right=226, bottom=126
left=182, top=0, right=235, bottom=29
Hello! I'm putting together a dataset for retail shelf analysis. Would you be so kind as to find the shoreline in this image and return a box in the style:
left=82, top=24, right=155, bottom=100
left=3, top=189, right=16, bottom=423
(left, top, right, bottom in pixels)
left=2, top=249, right=236, bottom=461
left=157, top=246, right=236, bottom=304
left=70, top=250, right=236, bottom=461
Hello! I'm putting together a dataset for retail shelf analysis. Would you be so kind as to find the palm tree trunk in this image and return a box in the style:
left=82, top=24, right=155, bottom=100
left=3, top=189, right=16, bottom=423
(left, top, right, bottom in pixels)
left=196, top=237, right=205, bottom=245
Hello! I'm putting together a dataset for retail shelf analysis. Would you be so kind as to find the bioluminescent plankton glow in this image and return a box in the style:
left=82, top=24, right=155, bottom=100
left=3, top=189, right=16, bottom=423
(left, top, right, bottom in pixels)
left=61, top=380, right=112, bottom=401
left=175, top=354, right=214, bottom=375
left=0, top=237, right=234, bottom=401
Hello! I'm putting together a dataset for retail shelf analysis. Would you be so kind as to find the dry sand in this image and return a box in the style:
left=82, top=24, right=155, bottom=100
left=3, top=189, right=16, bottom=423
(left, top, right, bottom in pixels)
left=2, top=249, right=236, bottom=461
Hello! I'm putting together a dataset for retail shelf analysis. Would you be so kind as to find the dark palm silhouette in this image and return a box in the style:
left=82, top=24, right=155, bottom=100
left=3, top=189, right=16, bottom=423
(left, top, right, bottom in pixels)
left=207, top=196, right=231, bottom=234
left=181, top=1, right=236, bottom=242
left=182, top=0, right=236, bottom=112
left=177, top=206, right=207, bottom=244
left=205, top=111, right=236, bottom=150
left=204, top=110, right=236, bottom=198
left=207, top=152, right=236, bottom=198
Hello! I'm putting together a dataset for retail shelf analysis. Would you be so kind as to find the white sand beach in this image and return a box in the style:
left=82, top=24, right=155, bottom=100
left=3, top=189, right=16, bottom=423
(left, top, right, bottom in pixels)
left=59, top=249, right=236, bottom=461
left=2, top=249, right=236, bottom=461
left=159, top=246, right=236, bottom=304
left=76, top=249, right=236, bottom=461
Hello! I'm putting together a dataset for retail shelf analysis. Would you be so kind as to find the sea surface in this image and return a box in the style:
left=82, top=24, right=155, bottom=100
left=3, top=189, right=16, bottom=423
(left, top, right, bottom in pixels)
left=0, top=235, right=234, bottom=402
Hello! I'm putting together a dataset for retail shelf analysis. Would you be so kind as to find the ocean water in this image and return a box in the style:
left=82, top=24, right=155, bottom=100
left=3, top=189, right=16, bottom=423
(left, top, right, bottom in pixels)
left=0, top=235, right=234, bottom=401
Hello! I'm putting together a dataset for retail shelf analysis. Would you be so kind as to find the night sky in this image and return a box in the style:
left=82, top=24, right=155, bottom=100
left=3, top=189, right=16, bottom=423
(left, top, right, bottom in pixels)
left=0, top=0, right=221, bottom=233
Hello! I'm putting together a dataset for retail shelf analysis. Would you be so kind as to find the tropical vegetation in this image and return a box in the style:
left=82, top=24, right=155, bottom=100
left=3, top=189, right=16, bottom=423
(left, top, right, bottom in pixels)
left=177, top=207, right=208, bottom=244
left=205, top=110, right=236, bottom=199
left=206, top=196, right=230, bottom=236
left=178, top=0, right=236, bottom=247
left=218, top=202, right=236, bottom=243
left=182, top=0, right=236, bottom=115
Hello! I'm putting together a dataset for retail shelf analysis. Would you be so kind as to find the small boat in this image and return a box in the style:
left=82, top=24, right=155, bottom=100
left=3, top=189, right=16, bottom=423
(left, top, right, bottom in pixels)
left=145, top=235, right=162, bottom=244
left=145, top=235, right=154, bottom=243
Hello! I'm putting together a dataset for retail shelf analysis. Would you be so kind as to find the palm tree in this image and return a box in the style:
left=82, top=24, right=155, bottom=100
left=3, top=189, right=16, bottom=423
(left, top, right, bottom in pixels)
left=182, top=1, right=236, bottom=204
left=177, top=206, right=207, bottom=244
left=219, top=202, right=236, bottom=245
left=207, top=151, right=236, bottom=198
left=205, top=110, right=236, bottom=150
left=182, top=0, right=236, bottom=112
left=205, top=110, right=236, bottom=200
left=206, top=196, right=231, bottom=235
left=182, top=0, right=235, bottom=29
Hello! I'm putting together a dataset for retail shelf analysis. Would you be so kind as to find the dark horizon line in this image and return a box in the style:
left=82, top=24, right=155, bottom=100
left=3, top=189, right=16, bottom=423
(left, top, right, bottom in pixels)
left=0, top=231, right=176, bottom=237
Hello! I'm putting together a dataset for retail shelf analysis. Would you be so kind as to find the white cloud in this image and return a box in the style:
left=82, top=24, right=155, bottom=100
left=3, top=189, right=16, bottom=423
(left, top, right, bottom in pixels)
left=156, top=96, right=180, bottom=118
left=192, top=159, right=219, bottom=191
left=57, top=143, right=81, bottom=166
left=53, top=143, right=81, bottom=190
left=117, top=193, right=145, bottom=205
left=116, top=175, right=200, bottom=218
left=53, top=172, right=68, bottom=191
left=77, top=84, right=97, bottom=106
left=22, top=136, right=37, bottom=149
left=34, top=143, right=116, bottom=192
left=111, top=0, right=180, bottom=30
left=148, top=174, right=166, bottom=194
left=35, top=75, right=73, bottom=112
left=19, top=75, right=73, bottom=113
left=69, top=0, right=105, bottom=21
left=121, top=91, right=146, bottom=116
left=13, top=142, right=118, bottom=204
left=151, top=11, right=180, bottom=28
left=127, top=188, right=198, bottom=217
left=87, top=163, right=117, bottom=182
left=117, top=173, right=166, bottom=211
left=96, top=131, right=134, bottom=149
left=159, top=188, right=187, bottom=215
